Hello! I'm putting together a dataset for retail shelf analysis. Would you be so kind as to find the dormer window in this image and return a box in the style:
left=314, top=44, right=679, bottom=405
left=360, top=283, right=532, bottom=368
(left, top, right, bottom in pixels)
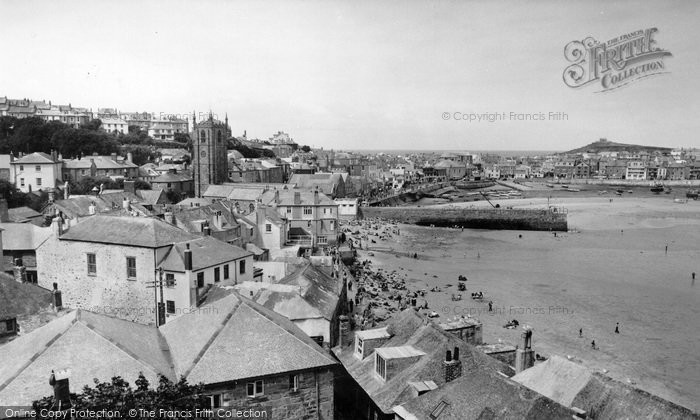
left=375, top=353, right=386, bottom=380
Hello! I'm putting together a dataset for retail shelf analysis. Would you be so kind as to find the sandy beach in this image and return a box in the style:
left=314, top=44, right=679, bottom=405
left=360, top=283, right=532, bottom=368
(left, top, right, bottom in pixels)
left=355, top=195, right=700, bottom=412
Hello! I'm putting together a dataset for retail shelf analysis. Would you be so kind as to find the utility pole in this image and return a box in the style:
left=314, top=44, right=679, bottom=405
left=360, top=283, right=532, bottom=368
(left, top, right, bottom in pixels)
left=147, top=267, right=174, bottom=327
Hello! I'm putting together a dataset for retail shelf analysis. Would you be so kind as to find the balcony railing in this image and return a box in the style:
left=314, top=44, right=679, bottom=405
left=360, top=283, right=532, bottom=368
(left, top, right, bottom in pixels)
left=287, top=235, right=313, bottom=246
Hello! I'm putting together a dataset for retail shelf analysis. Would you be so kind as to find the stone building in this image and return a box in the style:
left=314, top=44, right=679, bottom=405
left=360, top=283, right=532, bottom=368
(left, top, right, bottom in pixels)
left=0, top=292, right=338, bottom=420
left=192, top=113, right=230, bottom=197
left=35, top=215, right=253, bottom=325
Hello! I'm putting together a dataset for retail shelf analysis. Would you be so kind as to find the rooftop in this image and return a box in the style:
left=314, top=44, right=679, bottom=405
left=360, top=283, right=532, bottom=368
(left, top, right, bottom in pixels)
left=59, top=215, right=197, bottom=248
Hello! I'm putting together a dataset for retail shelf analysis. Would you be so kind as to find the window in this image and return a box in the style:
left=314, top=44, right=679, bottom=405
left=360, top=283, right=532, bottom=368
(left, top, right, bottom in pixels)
left=214, top=267, right=220, bottom=282
left=246, top=380, right=263, bottom=397
left=310, top=336, right=324, bottom=346
left=35, top=165, right=41, bottom=172
left=20, top=178, right=25, bottom=187
left=286, top=207, right=291, bottom=213
left=87, top=253, right=96, bottom=275
left=265, top=223, right=272, bottom=233
left=166, top=300, right=175, bottom=314
left=239, top=260, right=246, bottom=274
left=289, top=374, right=299, bottom=392
left=126, top=257, right=136, bottom=279
left=356, top=337, right=364, bottom=356
left=197, top=272, right=204, bottom=288
left=318, top=236, right=328, bottom=245
left=209, top=394, right=221, bottom=409
left=376, top=354, right=386, bottom=380
left=330, top=221, right=335, bottom=231
left=81, top=169, right=86, bottom=175
left=303, top=207, right=312, bottom=215
left=323, top=208, right=327, bottom=214
left=200, top=130, right=206, bottom=142
left=36, top=178, right=42, bottom=186
left=429, top=401, right=450, bottom=419
left=165, top=273, right=175, bottom=287
left=5, top=319, right=16, bottom=333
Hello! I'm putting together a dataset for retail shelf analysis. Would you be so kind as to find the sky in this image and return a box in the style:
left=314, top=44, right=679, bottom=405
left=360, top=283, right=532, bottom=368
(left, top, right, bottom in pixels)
left=1, top=0, right=698, bottom=151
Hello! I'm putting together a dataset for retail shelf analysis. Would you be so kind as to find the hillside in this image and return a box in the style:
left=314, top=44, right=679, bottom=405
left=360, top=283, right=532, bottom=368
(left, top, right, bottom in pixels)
left=566, top=139, right=672, bottom=154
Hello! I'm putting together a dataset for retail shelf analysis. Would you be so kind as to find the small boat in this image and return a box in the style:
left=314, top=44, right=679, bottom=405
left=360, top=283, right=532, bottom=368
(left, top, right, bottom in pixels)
left=650, top=183, right=664, bottom=193
left=687, top=190, right=699, bottom=200
left=598, top=190, right=608, bottom=195
left=615, top=191, right=623, bottom=196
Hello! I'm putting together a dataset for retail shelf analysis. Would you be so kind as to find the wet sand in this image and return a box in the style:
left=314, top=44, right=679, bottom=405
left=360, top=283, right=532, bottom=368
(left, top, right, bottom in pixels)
left=358, top=196, right=700, bottom=412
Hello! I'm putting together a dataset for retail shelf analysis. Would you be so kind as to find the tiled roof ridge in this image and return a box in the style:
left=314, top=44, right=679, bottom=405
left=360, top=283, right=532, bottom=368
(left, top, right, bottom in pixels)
left=237, top=294, right=336, bottom=365
left=80, top=314, right=171, bottom=379
left=0, top=311, right=79, bottom=394
left=181, top=299, right=242, bottom=379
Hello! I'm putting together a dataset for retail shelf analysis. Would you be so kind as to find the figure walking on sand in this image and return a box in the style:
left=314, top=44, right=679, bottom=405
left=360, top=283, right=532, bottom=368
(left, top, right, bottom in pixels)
left=579, top=328, right=582, bottom=338
left=591, top=340, right=596, bottom=349
left=615, top=322, right=620, bottom=334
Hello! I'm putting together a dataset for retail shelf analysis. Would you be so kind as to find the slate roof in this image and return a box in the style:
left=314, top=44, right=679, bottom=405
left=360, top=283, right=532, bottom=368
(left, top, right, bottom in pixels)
left=52, top=192, right=152, bottom=219
left=152, top=172, right=192, bottom=183
left=0, top=310, right=171, bottom=405
left=512, top=356, right=699, bottom=419
left=393, top=368, right=575, bottom=420
left=11, top=152, right=55, bottom=164
left=159, top=292, right=338, bottom=385
left=0, top=223, right=52, bottom=250
left=7, top=206, right=43, bottom=223
left=277, top=263, right=342, bottom=320
left=0, top=273, right=53, bottom=320
left=158, top=236, right=252, bottom=273
left=63, top=155, right=137, bottom=169
left=334, top=309, right=513, bottom=414
left=261, top=189, right=336, bottom=206
left=0, top=290, right=339, bottom=405
left=168, top=201, right=241, bottom=233
left=59, top=215, right=197, bottom=248
left=136, top=189, right=167, bottom=206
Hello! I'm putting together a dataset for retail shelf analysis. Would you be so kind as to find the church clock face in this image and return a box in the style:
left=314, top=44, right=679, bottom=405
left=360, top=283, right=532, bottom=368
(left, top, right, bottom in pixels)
left=200, top=150, right=207, bottom=158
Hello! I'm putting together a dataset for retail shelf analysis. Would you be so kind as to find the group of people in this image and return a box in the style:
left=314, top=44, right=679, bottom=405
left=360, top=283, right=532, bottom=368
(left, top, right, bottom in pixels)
left=582, top=322, right=621, bottom=350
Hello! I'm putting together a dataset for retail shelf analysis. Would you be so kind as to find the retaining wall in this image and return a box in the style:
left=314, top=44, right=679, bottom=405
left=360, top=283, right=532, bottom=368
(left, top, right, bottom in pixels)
left=360, top=207, right=567, bottom=231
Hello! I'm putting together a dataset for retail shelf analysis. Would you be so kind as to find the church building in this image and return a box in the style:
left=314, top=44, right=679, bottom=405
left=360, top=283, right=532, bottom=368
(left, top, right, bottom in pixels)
left=192, top=112, right=230, bottom=197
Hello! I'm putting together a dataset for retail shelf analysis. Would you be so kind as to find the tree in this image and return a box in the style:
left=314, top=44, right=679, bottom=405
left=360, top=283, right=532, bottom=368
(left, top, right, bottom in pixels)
left=165, top=190, right=184, bottom=204
left=300, top=145, right=311, bottom=153
left=32, top=374, right=208, bottom=416
left=80, top=119, right=102, bottom=131
left=121, top=145, right=159, bottom=166
left=0, top=179, right=30, bottom=208
left=173, top=132, right=191, bottom=144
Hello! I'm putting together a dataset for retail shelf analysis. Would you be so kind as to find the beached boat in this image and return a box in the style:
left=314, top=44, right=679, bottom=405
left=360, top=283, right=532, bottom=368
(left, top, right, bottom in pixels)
left=650, top=183, right=664, bottom=193
left=687, top=190, right=699, bottom=200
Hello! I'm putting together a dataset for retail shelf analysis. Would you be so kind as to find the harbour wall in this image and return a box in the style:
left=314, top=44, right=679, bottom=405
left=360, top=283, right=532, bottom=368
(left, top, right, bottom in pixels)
left=360, top=207, right=568, bottom=231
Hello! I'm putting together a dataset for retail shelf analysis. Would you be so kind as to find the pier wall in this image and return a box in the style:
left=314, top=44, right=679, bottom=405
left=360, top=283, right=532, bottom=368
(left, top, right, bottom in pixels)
left=360, top=207, right=568, bottom=231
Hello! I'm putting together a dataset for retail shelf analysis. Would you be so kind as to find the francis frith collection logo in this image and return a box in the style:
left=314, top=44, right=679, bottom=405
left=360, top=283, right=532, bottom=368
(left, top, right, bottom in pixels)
left=563, top=28, right=672, bottom=92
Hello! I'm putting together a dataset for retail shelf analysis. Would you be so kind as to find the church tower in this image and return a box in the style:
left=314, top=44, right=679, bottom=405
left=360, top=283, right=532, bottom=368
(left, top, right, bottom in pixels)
left=192, top=111, right=231, bottom=197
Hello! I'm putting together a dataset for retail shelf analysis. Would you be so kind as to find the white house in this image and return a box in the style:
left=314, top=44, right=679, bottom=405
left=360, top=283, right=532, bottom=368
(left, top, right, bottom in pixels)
left=10, top=152, right=63, bottom=193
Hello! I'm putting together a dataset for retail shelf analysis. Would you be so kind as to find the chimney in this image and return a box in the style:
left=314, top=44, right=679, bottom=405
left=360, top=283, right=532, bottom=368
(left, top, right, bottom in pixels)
left=63, top=182, right=69, bottom=200
left=314, top=189, right=319, bottom=205
left=294, top=191, right=301, bottom=205
left=338, top=315, right=350, bottom=348
left=51, top=217, right=64, bottom=236
left=49, top=369, right=72, bottom=410
left=48, top=190, right=55, bottom=203
left=13, top=258, right=27, bottom=283
left=0, top=199, right=9, bottom=222
left=515, top=328, right=535, bottom=373
left=127, top=152, right=133, bottom=163
left=123, top=180, right=135, bottom=194
left=203, top=225, right=211, bottom=236
left=184, top=243, right=193, bottom=271
left=122, top=198, right=130, bottom=211
left=443, top=347, right=462, bottom=382
left=52, top=282, right=63, bottom=310
left=90, top=159, right=96, bottom=177
left=110, top=152, right=117, bottom=161
left=256, top=202, right=266, bottom=225
left=212, top=210, right=223, bottom=229
left=164, top=211, right=174, bottom=225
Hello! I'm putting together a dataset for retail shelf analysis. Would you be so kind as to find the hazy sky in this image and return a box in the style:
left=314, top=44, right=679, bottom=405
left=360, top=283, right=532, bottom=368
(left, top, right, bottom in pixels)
left=1, top=0, right=698, bottom=151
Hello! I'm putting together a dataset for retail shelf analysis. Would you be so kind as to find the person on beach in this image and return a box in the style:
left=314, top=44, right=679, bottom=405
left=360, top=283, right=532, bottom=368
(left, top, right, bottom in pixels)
left=591, top=340, right=596, bottom=349
left=615, top=322, right=620, bottom=334
left=579, top=328, right=583, bottom=338
left=488, top=301, right=493, bottom=312
left=693, top=272, right=696, bottom=280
